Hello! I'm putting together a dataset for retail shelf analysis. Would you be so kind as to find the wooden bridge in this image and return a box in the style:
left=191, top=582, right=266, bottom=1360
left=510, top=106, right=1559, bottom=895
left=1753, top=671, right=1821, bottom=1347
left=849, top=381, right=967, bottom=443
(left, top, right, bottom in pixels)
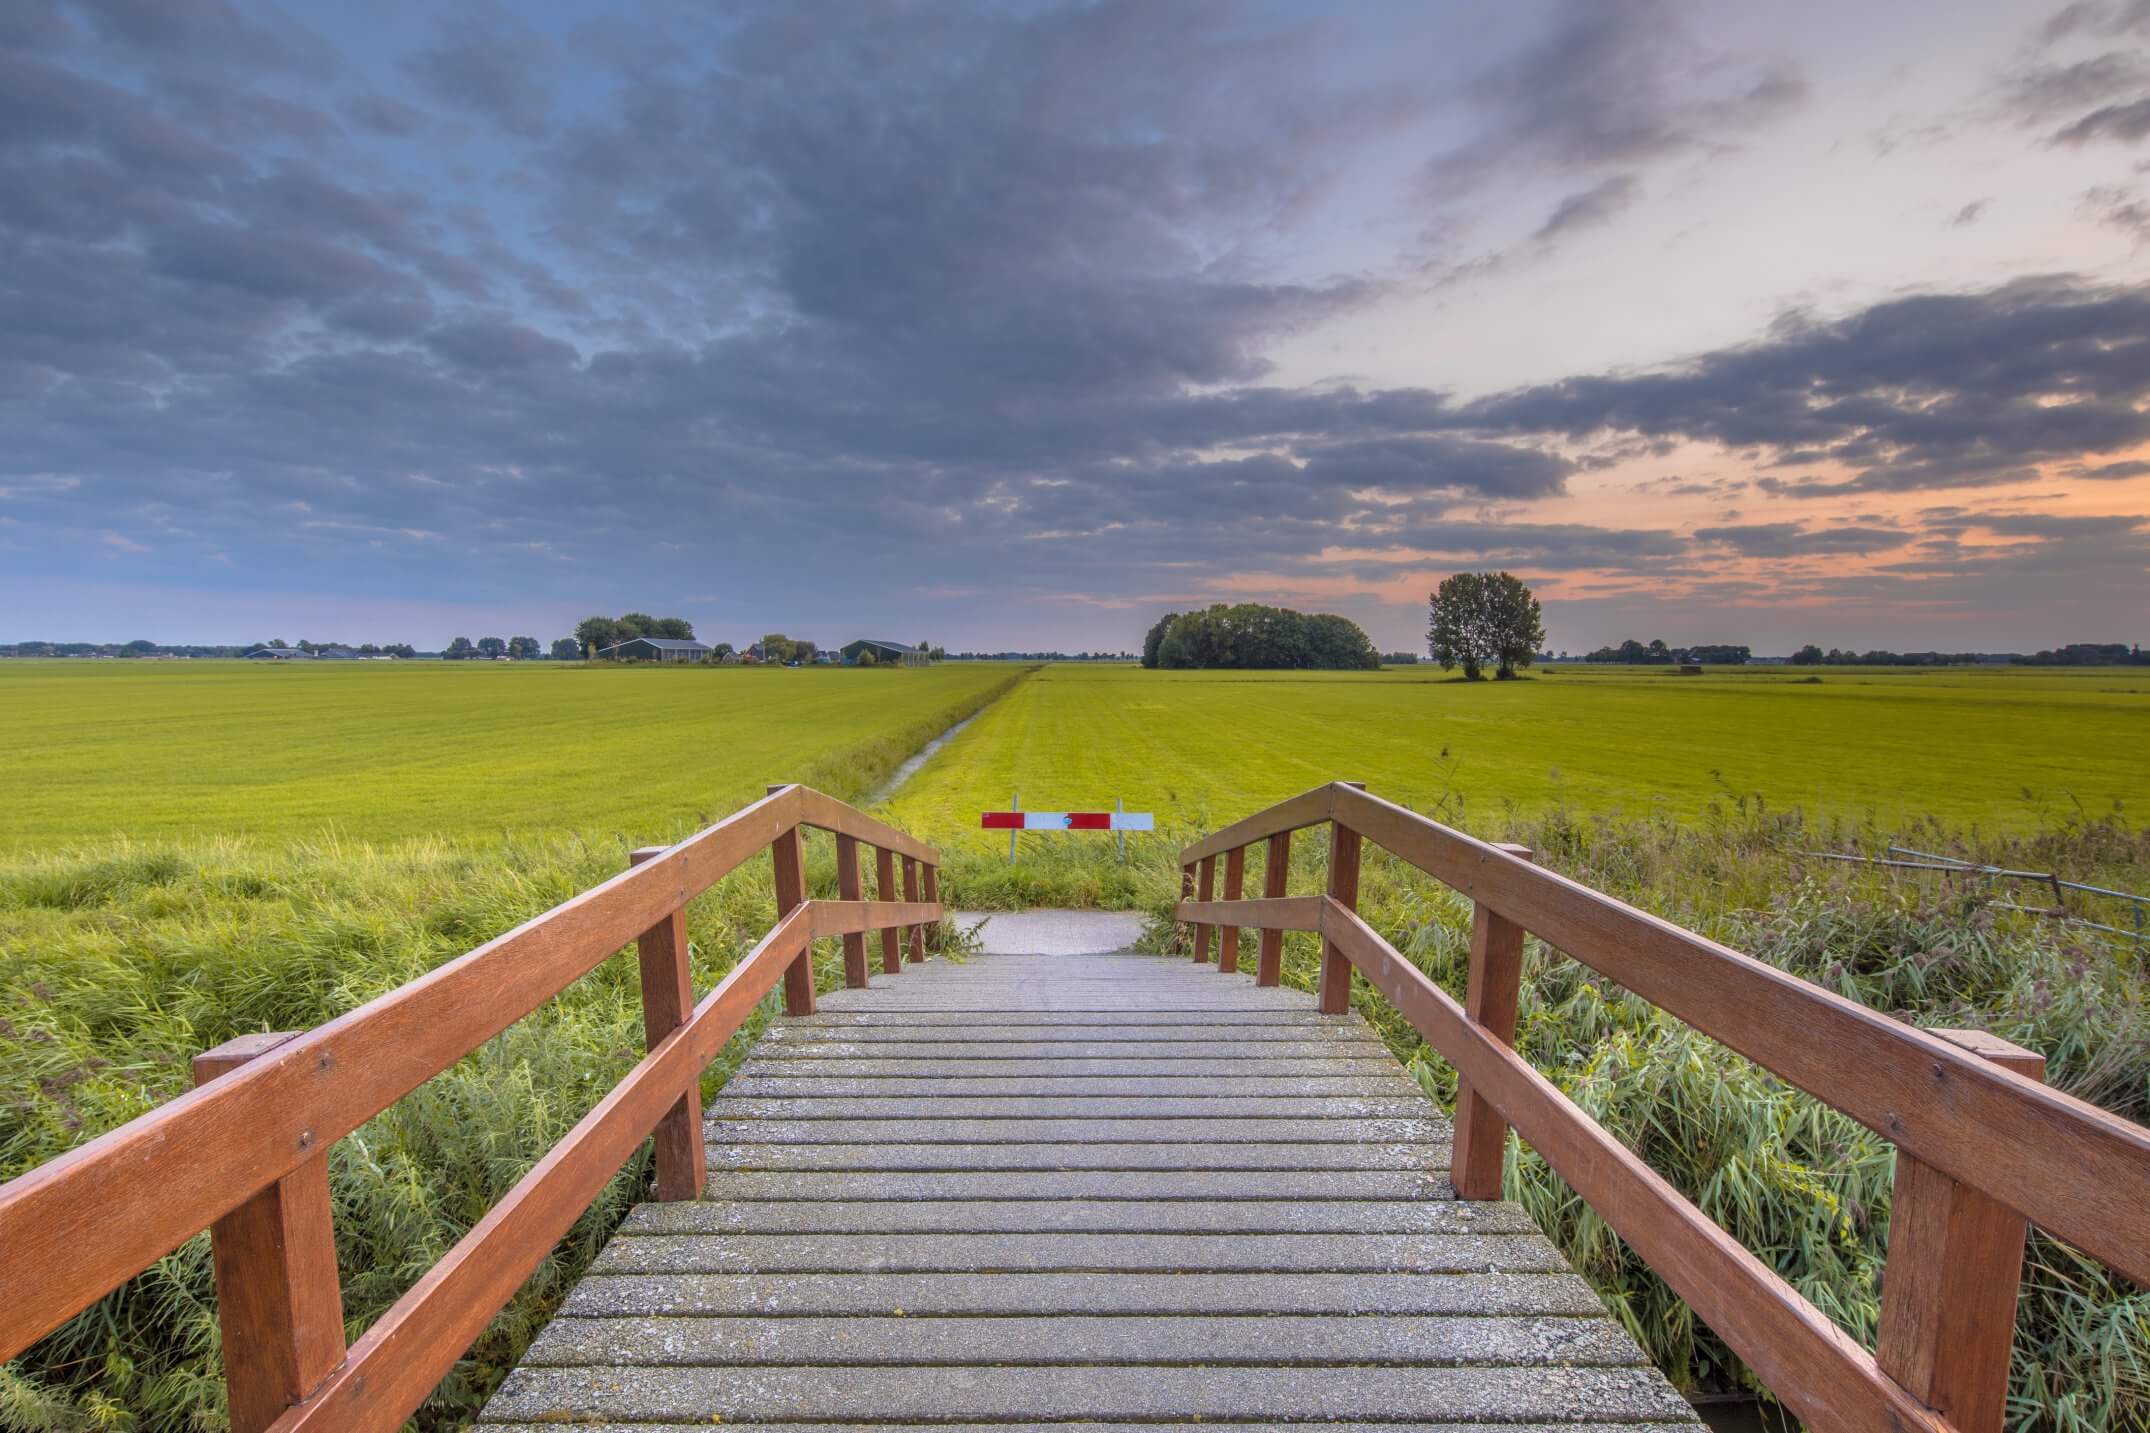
left=3, top=781, right=2147, bottom=1433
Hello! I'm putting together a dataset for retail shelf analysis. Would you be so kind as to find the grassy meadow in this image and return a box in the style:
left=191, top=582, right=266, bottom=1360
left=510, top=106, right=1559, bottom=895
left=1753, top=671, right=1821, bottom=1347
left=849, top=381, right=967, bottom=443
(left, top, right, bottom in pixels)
left=0, top=659, right=1024, bottom=847
left=3, top=656, right=2148, bottom=1429
left=887, top=661, right=2150, bottom=847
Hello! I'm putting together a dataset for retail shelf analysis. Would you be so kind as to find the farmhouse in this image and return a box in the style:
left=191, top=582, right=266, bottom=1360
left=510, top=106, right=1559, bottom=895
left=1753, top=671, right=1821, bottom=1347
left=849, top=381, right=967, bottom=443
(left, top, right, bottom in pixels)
left=841, top=638, right=929, bottom=667
left=596, top=636, right=713, bottom=664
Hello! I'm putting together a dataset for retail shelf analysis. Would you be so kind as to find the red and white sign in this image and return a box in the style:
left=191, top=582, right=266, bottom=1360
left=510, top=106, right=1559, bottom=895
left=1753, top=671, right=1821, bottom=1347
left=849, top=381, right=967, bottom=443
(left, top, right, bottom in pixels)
left=982, top=810, right=1154, bottom=831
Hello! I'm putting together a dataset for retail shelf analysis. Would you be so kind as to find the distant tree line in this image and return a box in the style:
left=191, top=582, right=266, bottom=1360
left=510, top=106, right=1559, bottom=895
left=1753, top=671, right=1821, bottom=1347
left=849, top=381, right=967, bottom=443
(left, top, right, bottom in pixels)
left=1583, top=639, right=1751, bottom=665
left=1787, top=642, right=2148, bottom=667
left=1141, top=604, right=1379, bottom=670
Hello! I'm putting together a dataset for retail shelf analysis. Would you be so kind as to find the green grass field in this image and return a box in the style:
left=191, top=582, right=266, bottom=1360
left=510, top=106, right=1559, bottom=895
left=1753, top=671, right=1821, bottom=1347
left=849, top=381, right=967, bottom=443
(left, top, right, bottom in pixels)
left=0, top=660, right=1024, bottom=848
left=888, top=662, right=2150, bottom=846
left=4, top=656, right=2147, bottom=1430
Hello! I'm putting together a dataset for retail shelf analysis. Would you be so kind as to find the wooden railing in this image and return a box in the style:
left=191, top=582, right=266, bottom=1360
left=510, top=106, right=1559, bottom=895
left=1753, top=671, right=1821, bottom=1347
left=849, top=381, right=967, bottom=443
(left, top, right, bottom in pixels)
left=0, top=783, right=942, bottom=1433
left=1177, top=780, right=2150, bottom=1433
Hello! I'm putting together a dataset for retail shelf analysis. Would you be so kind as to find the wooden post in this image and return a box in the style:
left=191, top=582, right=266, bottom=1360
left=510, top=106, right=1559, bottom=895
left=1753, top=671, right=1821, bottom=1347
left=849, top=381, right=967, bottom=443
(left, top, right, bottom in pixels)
left=1217, top=846, right=1245, bottom=973
left=1192, top=855, right=1216, bottom=963
left=1318, top=783, right=1366, bottom=1014
left=628, top=848, right=707, bottom=1200
left=1877, top=1028, right=2046, bottom=1433
left=875, top=846, right=901, bottom=974
left=1257, top=831, right=1290, bottom=986
left=923, top=863, right=942, bottom=953
left=767, top=785, right=812, bottom=1015
left=1178, top=865, right=1195, bottom=953
left=835, top=835, right=868, bottom=989
left=192, top=1034, right=345, bottom=1433
left=902, top=856, right=924, bottom=962
left=1450, top=843, right=1534, bottom=1200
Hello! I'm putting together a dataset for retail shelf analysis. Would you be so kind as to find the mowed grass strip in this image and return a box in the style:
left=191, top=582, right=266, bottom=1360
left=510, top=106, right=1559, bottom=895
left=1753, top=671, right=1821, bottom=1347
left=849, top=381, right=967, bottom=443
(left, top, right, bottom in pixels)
left=0, top=660, right=1027, bottom=847
left=889, top=662, right=2150, bottom=840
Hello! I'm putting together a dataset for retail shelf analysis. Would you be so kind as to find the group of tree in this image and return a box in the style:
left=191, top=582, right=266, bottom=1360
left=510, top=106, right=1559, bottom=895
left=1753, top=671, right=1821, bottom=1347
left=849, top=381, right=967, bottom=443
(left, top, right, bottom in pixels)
left=572, top=613, right=696, bottom=658
left=1582, top=639, right=1750, bottom=665
left=1426, top=572, right=1546, bottom=679
left=443, top=636, right=543, bottom=660
left=1141, top=604, right=1379, bottom=670
left=1786, top=643, right=2148, bottom=667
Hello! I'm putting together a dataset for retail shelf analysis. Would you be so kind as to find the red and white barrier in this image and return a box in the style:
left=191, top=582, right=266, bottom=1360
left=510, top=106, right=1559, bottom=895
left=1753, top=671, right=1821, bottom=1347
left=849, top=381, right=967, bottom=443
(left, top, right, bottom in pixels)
left=980, top=810, right=1154, bottom=831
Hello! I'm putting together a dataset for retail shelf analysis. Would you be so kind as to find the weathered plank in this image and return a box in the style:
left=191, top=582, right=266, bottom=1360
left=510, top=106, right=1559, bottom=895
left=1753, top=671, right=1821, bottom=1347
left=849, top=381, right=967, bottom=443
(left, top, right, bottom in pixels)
left=484, top=946, right=1695, bottom=1431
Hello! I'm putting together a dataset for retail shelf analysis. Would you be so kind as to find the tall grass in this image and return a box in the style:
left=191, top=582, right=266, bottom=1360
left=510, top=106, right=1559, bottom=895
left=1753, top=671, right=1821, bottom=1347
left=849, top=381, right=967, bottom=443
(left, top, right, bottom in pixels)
left=0, top=831, right=955, bottom=1431
left=935, top=794, right=2150, bottom=1430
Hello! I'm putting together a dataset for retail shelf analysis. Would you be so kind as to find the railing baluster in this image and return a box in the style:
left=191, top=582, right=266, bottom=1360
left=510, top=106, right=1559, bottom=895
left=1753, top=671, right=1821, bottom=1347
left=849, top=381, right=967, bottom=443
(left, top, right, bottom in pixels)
left=923, top=863, right=943, bottom=952
left=1193, top=854, right=1216, bottom=962
left=192, top=1034, right=345, bottom=1433
left=628, top=848, right=708, bottom=1199
left=1217, top=846, right=1245, bottom=973
left=1317, top=784, right=1365, bottom=1014
left=876, top=845, right=902, bottom=973
left=903, top=856, right=924, bottom=962
left=1179, top=864, right=1195, bottom=953
left=1451, top=842, right=1534, bottom=1200
left=767, top=787, right=813, bottom=1015
left=1877, top=1028, right=2046, bottom=1433
left=835, top=834, right=869, bottom=988
left=1257, top=831, right=1291, bottom=986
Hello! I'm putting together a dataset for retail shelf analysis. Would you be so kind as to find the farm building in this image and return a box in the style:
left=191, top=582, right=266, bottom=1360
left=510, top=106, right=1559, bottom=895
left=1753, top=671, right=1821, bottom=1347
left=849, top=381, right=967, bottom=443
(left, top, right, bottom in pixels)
left=841, top=638, right=929, bottom=667
left=244, top=647, right=313, bottom=660
left=595, top=637, right=714, bottom=664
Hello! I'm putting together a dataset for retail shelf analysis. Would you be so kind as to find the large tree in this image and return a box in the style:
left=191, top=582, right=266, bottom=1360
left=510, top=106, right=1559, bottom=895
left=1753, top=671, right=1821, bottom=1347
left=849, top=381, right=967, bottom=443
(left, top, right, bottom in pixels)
left=550, top=637, right=581, bottom=661
left=1428, top=571, right=1544, bottom=680
left=1143, top=604, right=1377, bottom=670
left=477, top=636, right=507, bottom=658
left=575, top=616, right=620, bottom=657
left=508, top=636, right=540, bottom=659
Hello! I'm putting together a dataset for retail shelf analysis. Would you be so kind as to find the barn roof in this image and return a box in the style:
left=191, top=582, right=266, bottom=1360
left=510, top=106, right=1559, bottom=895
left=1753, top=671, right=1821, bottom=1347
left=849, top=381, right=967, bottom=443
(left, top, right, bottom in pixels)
left=598, top=636, right=711, bottom=654
left=848, top=638, right=919, bottom=653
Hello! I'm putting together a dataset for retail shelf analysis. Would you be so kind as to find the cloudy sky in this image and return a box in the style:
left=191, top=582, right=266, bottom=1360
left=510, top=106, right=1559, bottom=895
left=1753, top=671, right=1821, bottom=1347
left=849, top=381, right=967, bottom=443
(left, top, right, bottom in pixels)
left=5, top=0, right=2149, bottom=653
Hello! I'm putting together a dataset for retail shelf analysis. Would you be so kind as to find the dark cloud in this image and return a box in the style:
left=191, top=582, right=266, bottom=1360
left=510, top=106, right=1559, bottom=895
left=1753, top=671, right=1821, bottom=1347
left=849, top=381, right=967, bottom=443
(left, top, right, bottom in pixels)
left=403, top=15, right=552, bottom=139
left=1426, top=0, right=1803, bottom=196
left=1950, top=199, right=1989, bottom=228
left=1533, top=175, right=1642, bottom=241
left=1296, top=436, right=1573, bottom=500
left=1460, top=276, right=2150, bottom=495
left=2001, top=4, right=2150, bottom=147
left=1692, top=522, right=1909, bottom=558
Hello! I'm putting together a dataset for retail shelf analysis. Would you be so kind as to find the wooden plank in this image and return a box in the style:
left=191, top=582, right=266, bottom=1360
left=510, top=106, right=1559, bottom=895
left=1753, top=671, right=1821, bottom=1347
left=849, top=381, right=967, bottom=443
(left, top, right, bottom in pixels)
left=767, top=791, right=813, bottom=1017
left=1217, top=846, right=1246, bottom=973
left=628, top=848, right=705, bottom=1202
left=902, top=858, right=924, bottom=963
left=1319, top=789, right=1362, bottom=1014
left=1877, top=1030, right=2047, bottom=1433
left=0, top=785, right=801, bottom=1365
left=1451, top=843, right=1532, bottom=1201
left=1180, top=785, right=1334, bottom=865
left=1172, top=896, right=1322, bottom=931
left=270, top=907, right=811, bottom=1433
left=806, top=900, right=942, bottom=939
left=875, top=847, right=901, bottom=974
left=1317, top=898, right=1944, bottom=1433
left=791, top=786, right=939, bottom=864
left=192, top=1035, right=345, bottom=1433
left=1192, top=855, right=1216, bottom=963
left=1327, top=782, right=2150, bottom=1287
left=835, top=836, right=868, bottom=989
left=1258, top=831, right=1291, bottom=987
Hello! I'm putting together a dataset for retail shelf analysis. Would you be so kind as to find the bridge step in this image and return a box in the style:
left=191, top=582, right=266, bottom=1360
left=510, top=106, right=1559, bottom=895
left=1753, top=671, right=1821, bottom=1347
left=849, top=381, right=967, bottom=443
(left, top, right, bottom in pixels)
left=480, top=950, right=1698, bottom=1429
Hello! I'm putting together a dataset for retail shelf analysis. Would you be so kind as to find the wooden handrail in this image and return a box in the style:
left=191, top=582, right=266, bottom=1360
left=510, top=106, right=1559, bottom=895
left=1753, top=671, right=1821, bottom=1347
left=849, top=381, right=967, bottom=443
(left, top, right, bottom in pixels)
left=1178, top=781, right=2150, bottom=1433
left=0, top=786, right=944, bottom=1432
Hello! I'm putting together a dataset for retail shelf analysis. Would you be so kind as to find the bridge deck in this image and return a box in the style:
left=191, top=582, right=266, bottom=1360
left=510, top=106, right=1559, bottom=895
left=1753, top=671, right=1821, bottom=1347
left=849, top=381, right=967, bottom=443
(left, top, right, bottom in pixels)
left=481, top=949, right=1698, bottom=1430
